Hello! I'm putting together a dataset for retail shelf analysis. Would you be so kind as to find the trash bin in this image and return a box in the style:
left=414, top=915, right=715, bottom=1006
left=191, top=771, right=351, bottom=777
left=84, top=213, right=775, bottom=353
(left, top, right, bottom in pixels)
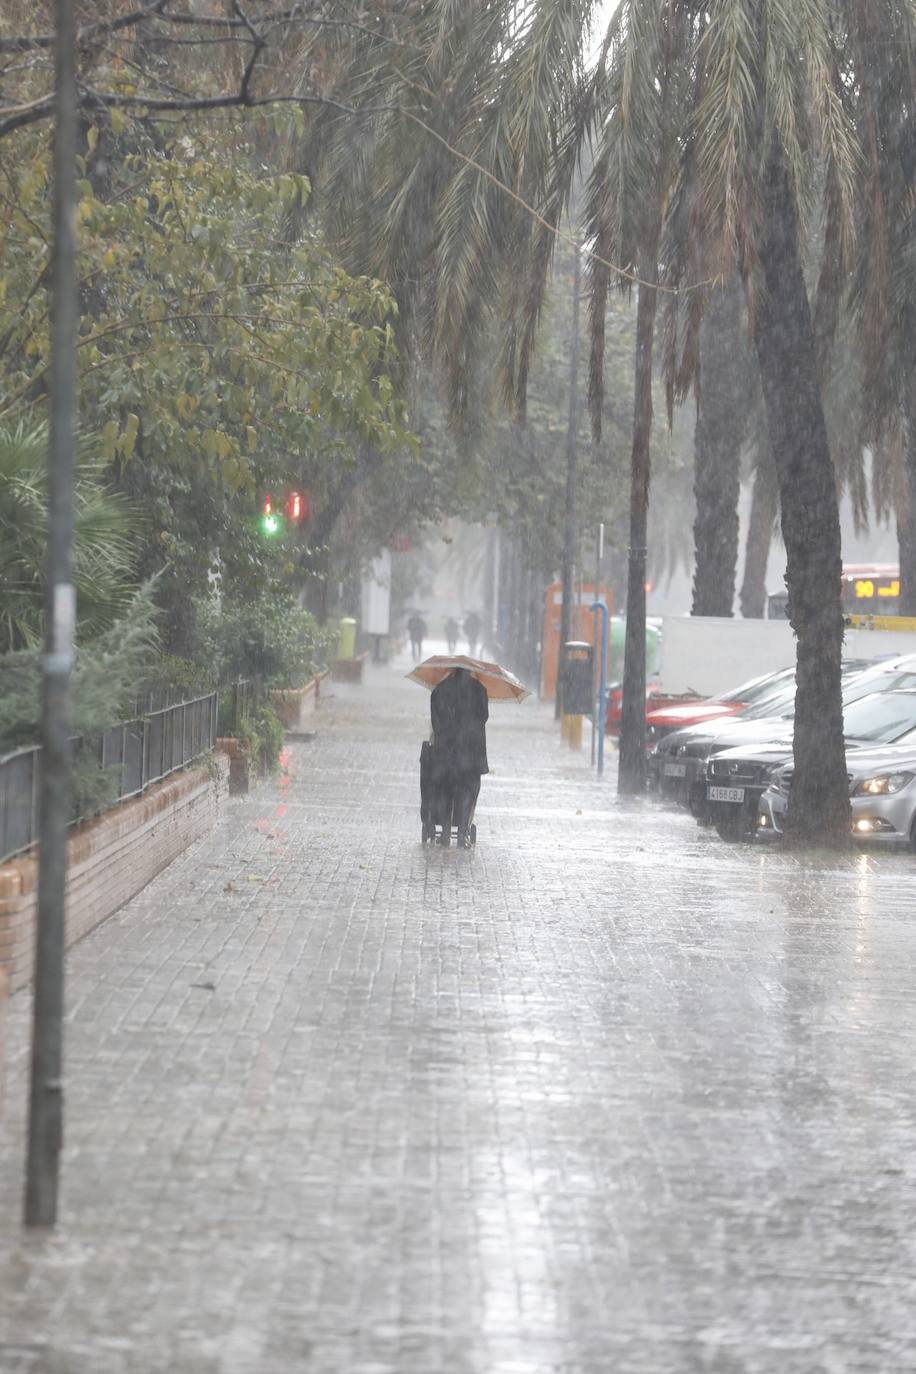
left=337, top=617, right=357, bottom=660
left=560, top=641, right=594, bottom=716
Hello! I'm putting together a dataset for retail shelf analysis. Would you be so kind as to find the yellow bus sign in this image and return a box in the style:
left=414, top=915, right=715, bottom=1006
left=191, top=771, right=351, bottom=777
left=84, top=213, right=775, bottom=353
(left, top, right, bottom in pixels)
left=844, top=613, right=916, bottom=633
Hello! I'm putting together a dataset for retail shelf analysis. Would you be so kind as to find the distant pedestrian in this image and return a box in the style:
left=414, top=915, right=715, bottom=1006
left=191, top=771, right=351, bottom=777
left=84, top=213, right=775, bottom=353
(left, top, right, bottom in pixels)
left=444, top=616, right=460, bottom=654
left=463, top=610, right=482, bottom=658
left=430, top=667, right=489, bottom=847
left=407, top=613, right=427, bottom=663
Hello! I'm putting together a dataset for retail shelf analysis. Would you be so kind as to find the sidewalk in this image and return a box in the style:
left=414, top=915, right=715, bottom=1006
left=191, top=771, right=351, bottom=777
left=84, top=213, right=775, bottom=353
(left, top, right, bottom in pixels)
left=1, top=656, right=916, bottom=1373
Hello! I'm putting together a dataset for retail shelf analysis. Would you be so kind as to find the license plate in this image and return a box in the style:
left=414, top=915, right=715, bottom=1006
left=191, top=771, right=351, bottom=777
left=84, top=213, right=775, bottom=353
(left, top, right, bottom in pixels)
left=663, top=762, right=687, bottom=778
left=708, top=785, right=745, bottom=803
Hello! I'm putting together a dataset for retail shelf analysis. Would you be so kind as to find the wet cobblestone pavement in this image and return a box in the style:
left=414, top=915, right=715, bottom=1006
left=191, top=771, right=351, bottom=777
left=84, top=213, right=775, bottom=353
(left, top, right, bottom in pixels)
left=2, top=656, right=916, bottom=1373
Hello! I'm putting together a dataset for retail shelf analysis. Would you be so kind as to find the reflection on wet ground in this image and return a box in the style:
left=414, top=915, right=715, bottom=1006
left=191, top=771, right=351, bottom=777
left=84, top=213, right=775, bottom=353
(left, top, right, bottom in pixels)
left=1, top=654, right=915, bottom=1372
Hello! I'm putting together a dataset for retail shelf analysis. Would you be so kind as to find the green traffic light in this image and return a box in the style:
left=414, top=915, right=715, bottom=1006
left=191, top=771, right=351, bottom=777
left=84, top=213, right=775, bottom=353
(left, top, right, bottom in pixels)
left=262, top=513, right=280, bottom=535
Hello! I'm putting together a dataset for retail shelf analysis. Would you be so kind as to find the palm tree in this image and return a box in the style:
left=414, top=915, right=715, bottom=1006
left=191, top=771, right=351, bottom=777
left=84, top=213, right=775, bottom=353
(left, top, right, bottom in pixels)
left=690, top=275, right=754, bottom=618
left=664, top=0, right=913, bottom=842
left=293, top=0, right=914, bottom=843
left=0, top=419, right=141, bottom=653
left=739, top=435, right=780, bottom=619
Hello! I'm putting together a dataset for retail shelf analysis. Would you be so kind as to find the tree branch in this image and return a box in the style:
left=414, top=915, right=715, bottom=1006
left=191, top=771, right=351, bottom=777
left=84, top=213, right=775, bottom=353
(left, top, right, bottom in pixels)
left=0, top=0, right=170, bottom=54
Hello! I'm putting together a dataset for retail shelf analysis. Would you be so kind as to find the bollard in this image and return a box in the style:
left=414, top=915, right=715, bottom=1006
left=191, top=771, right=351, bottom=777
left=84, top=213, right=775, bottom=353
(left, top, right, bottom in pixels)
left=562, top=713, right=583, bottom=750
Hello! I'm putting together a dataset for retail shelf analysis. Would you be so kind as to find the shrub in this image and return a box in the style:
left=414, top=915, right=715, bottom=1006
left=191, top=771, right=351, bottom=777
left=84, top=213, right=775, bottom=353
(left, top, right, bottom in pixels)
left=0, top=585, right=161, bottom=820
left=0, top=583, right=160, bottom=752
left=237, top=703, right=285, bottom=774
left=140, top=653, right=217, bottom=708
left=196, top=594, right=333, bottom=689
left=0, top=418, right=143, bottom=653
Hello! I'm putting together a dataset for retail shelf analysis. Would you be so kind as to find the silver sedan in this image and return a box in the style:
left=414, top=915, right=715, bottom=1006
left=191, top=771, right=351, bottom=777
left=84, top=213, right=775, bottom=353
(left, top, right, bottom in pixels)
left=760, top=744, right=916, bottom=849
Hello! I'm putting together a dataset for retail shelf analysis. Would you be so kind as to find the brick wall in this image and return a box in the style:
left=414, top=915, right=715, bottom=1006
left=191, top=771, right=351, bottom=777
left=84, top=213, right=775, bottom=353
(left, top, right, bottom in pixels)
left=0, top=755, right=229, bottom=994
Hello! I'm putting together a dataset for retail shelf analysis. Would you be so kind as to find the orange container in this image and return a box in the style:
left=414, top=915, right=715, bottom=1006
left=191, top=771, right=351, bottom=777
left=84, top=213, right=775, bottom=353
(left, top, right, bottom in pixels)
left=541, top=581, right=612, bottom=701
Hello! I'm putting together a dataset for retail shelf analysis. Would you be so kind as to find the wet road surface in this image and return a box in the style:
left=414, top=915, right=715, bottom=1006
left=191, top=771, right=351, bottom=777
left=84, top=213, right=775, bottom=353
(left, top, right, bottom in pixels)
left=2, top=656, right=916, bottom=1372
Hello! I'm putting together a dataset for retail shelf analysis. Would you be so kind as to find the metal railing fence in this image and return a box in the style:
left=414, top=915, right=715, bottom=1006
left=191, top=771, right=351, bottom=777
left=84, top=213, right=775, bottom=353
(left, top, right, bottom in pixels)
left=0, top=690, right=219, bottom=866
left=0, top=744, right=40, bottom=867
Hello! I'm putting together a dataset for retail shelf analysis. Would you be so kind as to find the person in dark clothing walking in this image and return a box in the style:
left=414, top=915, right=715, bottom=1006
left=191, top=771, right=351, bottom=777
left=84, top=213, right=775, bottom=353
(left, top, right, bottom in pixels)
left=430, top=667, right=488, bottom=847
left=406, top=613, right=427, bottom=663
left=444, top=615, right=460, bottom=654
left=462, top=610, right=482, bottom=657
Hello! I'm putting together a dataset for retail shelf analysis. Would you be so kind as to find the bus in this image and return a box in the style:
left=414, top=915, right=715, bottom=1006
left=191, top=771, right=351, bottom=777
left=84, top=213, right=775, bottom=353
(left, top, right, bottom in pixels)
left=767, top=564, right=901, bottom=619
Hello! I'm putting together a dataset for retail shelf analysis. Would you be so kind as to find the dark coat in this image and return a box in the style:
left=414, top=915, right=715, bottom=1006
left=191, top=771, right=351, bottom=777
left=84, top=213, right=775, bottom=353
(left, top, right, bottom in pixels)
left=430, top=669, right=489, bottom=776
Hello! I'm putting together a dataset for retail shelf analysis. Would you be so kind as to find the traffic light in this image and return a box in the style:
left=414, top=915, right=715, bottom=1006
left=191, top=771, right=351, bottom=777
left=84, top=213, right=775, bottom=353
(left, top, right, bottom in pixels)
left=259, top=490, right=311, bottom=536
left=260, top=496, right=282, bottom=536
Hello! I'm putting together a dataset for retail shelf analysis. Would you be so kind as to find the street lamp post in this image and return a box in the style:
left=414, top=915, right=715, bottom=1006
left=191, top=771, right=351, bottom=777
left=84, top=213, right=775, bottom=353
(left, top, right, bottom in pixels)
left=25, top=0, right=78, bottom=1229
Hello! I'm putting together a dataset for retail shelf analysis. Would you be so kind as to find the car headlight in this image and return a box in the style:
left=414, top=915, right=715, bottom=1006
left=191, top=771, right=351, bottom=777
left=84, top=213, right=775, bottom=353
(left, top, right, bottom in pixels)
left=853, top=771, right=914, bottom=796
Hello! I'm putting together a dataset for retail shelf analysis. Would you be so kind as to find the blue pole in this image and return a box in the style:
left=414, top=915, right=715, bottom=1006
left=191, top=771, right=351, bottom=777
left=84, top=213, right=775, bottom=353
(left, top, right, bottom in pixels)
left=590, top=601, right=608, bottom=777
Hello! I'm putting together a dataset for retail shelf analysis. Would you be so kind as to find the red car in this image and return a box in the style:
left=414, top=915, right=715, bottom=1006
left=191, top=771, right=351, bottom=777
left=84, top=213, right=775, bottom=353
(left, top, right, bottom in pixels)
left=605, top=681, right=674, bottom=736
left=606, top=667, right=795, bottom=739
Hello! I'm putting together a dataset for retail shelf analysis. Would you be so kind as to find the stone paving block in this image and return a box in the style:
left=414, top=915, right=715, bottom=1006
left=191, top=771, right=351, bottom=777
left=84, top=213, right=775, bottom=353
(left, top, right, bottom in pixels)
left=2, top=660, right=916, bottom=1372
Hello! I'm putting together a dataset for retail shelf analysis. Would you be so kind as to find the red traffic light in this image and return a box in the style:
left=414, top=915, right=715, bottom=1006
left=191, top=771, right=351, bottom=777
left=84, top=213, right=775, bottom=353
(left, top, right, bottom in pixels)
left=286, top=490, right=310, bottom=522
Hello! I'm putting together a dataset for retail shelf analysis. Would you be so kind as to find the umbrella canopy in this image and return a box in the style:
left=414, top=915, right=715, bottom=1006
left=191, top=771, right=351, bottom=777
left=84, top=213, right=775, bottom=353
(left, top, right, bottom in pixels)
left=407, top=654, right=530, bottom=702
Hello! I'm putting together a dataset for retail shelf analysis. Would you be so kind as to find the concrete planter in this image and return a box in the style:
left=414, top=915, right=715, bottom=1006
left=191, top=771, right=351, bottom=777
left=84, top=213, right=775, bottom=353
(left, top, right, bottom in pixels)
left=331, top=652, right=370, bottom=684
left=269, top=669, right=329, bottom=730
left=216, top=736, right=252, bottom=795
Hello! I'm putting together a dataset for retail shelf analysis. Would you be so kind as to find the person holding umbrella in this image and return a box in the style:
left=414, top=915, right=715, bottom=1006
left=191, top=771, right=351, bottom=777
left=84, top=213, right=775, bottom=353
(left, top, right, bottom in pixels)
left=430, top=667, right=488, bottom=847
left=409, top=653, right=528, bottom=847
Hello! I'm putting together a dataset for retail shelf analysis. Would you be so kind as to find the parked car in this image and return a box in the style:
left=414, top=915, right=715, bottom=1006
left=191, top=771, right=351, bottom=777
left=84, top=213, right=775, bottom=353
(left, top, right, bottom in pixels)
left=640, top=666, right=796, bottom=744
left=650, top=703, right=794, bottom=810
left=651, top=655, right=916, bottom=813
left=760, top=744, right=916, bottom=849
left=706, top=689, right=916, bottom=839
left=604, top=679, right=669, bottom=735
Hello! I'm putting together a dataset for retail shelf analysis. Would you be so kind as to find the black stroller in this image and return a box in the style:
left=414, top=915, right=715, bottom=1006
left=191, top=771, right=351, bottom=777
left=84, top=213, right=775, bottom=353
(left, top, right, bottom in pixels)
left=419, top=739, right=477, bottom=846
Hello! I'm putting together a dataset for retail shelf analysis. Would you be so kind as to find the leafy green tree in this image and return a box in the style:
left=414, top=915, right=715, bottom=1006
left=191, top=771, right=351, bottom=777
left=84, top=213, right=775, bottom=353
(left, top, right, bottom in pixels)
left=0, top=117, right=414, bottom=643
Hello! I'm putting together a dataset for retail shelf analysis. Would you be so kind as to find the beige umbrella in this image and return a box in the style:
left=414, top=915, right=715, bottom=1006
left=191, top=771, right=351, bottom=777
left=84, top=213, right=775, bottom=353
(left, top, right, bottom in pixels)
left=407, top=654, right=530, bottom=702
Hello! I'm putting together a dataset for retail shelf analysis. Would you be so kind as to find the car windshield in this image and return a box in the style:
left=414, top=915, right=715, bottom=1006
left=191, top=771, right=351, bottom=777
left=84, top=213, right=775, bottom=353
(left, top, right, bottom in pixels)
left=741, top=683, right=797, bottom=719
left=841, top=667, right=916, bottom=706
left=843, top=692, right=916, bottom=742
left=717, top=668, right=793, bottom=704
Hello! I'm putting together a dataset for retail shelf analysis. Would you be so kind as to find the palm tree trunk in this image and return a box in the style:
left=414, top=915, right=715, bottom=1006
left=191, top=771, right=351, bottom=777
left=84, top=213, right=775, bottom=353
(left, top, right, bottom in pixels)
left=618, top=237, right=660, bottom=794
left=753, top=139, right=849, bottom=846
left=898, top=382, right=916, bottom=614
left=691, top=277, right=748, bottom=616
left=739, top=440, right=779, bottom=618
left=557, top=238, right=581, bottom=717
